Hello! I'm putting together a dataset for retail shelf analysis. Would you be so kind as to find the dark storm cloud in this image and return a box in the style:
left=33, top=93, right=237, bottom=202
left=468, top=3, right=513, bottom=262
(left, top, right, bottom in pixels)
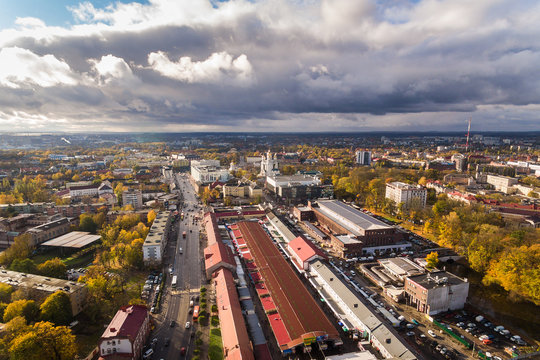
left=0, top=0, right=539, bottom=131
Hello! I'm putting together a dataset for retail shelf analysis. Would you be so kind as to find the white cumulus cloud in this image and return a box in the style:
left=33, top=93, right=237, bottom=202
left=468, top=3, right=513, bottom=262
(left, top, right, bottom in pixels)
left=0, top=47, right=78, bottom=88
left=89, top=54, right=137, bottom=84
left=148, top=51, right=254, bottom=85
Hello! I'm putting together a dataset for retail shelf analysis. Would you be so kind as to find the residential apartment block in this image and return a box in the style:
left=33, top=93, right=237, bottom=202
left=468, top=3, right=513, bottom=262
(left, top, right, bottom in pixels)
left=385, top=182, right=427, bottom=208
left=142, top=212, right=171, bottom=266
left=122, top=188, right=143, bottom=209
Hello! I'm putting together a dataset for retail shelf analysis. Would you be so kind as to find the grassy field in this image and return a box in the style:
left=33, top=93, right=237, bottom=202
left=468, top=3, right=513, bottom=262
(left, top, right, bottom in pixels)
left=208, top=328, right=224, bottom=360
left=32, top=247, right=96, bottom=268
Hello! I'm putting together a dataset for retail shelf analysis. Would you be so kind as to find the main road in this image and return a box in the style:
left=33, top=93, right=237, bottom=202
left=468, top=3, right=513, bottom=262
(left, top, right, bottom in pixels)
left=151, top=173, right=204, bottom=359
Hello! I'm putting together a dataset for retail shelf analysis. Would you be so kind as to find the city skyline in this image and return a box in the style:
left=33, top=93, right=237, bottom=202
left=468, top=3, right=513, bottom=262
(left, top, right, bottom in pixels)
left=0, top=0, right=539, bottom=133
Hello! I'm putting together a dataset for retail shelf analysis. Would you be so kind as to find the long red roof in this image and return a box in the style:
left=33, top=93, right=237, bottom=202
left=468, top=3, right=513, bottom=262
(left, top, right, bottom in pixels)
left=237, top=221, right=338, bottom=349
left=214, top=268, right=254, bottom=360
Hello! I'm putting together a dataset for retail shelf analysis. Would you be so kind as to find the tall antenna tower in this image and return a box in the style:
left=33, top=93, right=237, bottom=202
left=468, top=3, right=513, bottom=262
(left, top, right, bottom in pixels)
left=465, top=116, right=472, bottom=152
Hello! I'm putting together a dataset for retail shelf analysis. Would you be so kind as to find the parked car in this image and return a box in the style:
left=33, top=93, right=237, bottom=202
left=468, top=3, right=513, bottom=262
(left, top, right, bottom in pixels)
left=406, top=331, right=415, bottom=336
left=185, top=321, right=191, bottom=329
left=428, top=330, right=437, bottom=338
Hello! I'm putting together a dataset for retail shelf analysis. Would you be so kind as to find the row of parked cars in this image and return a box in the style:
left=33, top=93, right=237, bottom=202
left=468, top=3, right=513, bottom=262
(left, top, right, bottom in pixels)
left=453, top=314, right=527, bottom=346
left=144, top=271, right=163, bottom=313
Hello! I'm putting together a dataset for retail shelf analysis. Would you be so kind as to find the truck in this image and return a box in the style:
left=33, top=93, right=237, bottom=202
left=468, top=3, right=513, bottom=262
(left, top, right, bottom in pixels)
left=182, top=231, right=187, bottom=238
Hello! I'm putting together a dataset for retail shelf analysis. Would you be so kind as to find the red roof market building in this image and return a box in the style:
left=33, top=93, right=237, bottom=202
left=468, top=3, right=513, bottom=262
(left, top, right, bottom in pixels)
left=204, top=213, right=255, bottom=360
left=235, top=221, right=339, bottom=354
left=204, top=213, right=236, bottom=278
left=287, top=235, right=327, bottom=270
left=214, top=268, right=255, bottom=360
left=98, top=305, right=150, bottom=360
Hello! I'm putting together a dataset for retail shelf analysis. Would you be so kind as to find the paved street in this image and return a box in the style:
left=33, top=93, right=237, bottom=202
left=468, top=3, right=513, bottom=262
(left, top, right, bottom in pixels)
left=150, top=174, right=203, bottom=360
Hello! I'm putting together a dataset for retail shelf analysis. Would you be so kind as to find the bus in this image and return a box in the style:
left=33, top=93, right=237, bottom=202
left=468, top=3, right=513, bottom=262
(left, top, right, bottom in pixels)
left=192, top=305, right=200, bottom=322
left=171, top=275, right=178, bottom=289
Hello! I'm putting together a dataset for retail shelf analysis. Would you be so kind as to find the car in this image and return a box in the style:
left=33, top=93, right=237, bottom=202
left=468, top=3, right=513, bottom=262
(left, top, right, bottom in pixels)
left=428, top=330, right=437, bottom=338
left=406, top=331, right=415, bottom=336
left=440, top=347, right=447, bottom=355
left=436, top=344, right=443, bottom=351
left=150, top=306, right=156, bottom=313
left=483, top=321, right=492, bottom=328
left=185, top=321, right=191, bottom=329
left=457, top=322, right=465, bottom=329
left=467, top=322, right=476, bottom=328
left=164, top=338, right=170, bottom=347
left=406, top=323, right=415, bottom=329
left=180, top=347, right=186, bottom=356
left=170, top=320, right=175, bottom=327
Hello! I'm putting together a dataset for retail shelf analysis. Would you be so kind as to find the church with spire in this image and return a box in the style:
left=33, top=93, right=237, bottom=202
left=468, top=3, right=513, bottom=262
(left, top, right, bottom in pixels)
left=260, top=151, right=280, bottom=177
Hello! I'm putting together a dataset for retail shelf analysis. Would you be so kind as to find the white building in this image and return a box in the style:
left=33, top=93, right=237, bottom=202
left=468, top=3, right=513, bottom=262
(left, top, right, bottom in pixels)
left=405, top=271, right=469, bottom=315
left=355, top=151, right=371, bottom=166
left=486, top=174, right=518, bottom=194
left=260, top=151, right=279, bottom=176
left=69, top=184, right=99, bottom=198
left=191, top=159, right=230, bottom=184
left=385, top=182, right=427, bottom=208
left=266, top=174, right=321, bottom=191
left=142, top=212, right=171, bottom=265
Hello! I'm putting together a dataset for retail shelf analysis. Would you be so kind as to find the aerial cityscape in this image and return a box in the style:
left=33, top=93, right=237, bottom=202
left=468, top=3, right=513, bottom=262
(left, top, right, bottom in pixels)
left=0, top=1, right=539, bottom=360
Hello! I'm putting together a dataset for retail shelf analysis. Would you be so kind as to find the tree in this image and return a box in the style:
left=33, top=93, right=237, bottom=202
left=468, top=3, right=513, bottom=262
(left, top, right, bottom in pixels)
left=438, top=212, right=463, bottom=249
left=9, top=321, right=76, bottom=360
left=425, top=252, right=439, bottom=269
left=9, top=259, right=37, bottom=274
left=147, top=209, right=157, bottom=225
left=37, top=258, right=67, bottom=279
left=0, top=283, right=13, bottom=303
left=79, top=213, right=97, bottom=234
left=40, top=291, right=72, bottom=326
left=4, top=300, right=40, bottom=323
left=0, top=234, right=34, bottom=267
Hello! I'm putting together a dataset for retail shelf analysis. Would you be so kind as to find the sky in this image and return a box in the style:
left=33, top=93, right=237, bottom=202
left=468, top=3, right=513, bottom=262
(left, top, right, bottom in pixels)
left=0, top=0, right=539, bottom=133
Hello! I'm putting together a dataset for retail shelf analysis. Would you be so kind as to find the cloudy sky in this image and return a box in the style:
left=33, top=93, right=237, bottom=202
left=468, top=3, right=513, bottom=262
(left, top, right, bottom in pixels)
left=0, top=0, right=539, bottom=133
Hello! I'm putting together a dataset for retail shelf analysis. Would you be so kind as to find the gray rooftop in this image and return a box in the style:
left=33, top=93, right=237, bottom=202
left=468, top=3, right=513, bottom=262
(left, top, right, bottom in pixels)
left=0, top=269, right=86, bottom=295
left=41, top=231, right=101, bottom=248
left=317, top=200, right=391, bottom=235
left=311, top=260, right=381, bottom=330
left=407, top=271, right=467, bottom=290
left=143, top=212, right=169, bottom=247
left=311, top=260, right=415, bottom=359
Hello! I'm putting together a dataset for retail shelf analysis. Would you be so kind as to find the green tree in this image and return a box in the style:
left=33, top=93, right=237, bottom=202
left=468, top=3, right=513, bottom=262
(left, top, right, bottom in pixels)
left=0, top=234, right=34, bottom=267
left=4, top=300, right=40, bottom=323
left=40, top=291, right=72, bottom=326
left=0, top=284, right=13, bottom=303
left=79, top=213, right=97, bottom=233
left=425, top=252, right=439, bottom=269
left=37, top=258, right=67, bottom=279
left=9, top=259, right=37, bottom=274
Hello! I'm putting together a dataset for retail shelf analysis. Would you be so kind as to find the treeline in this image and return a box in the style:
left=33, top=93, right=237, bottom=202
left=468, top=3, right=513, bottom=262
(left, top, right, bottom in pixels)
left=424, top=197, right=540, bottom=305
left=76, top=211, right=154, bottom=322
